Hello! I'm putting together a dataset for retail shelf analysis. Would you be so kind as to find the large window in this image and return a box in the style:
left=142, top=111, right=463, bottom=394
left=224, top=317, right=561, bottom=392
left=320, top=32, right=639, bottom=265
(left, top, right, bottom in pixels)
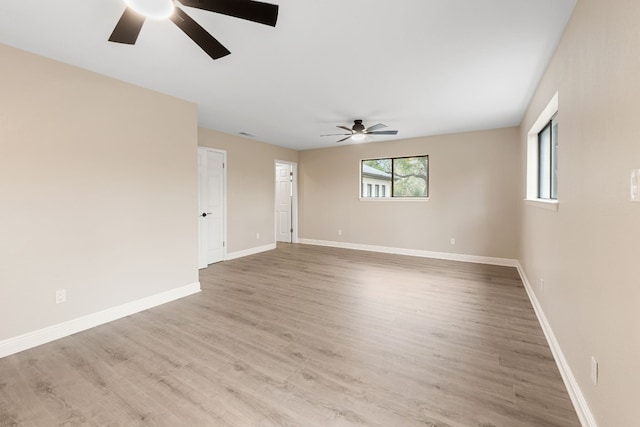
left=361, top=156, right=429, bottom=198
left=538, top=113, right=558, bottom=199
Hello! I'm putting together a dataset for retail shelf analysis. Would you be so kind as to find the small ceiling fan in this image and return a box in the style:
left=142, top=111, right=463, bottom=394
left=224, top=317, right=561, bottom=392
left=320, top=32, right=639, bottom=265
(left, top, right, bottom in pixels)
left=321, top=120, right=399, bottom=143
left=108, top=0, right=279, bottom=60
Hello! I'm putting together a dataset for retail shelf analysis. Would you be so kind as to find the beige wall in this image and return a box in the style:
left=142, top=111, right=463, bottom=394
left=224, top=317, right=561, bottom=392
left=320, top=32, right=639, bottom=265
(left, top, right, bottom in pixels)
left=0, top=44, right=199, bottom=341
left=5, top=2, right=638, bottom=419
left=519, top=0, right=640, bottom=425
left=299, top=128, right=520, bottom=259
left=198, top=128, right=298, bottom=254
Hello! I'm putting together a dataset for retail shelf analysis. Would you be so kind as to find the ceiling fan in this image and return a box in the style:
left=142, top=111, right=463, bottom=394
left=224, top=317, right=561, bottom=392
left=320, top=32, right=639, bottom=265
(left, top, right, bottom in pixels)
left=108, top=0, right=279, bottom=60
left=321, top=120, right=399, bottom=143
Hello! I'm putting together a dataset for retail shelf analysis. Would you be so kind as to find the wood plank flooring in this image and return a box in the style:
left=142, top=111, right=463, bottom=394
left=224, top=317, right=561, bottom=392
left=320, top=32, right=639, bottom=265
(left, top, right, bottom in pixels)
left=0, top=244, right=580, bottom=426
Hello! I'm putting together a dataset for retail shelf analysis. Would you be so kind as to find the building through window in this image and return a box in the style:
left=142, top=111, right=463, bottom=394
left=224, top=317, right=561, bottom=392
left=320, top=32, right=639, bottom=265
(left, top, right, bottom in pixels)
left=361, top=156, right=428, bottom=198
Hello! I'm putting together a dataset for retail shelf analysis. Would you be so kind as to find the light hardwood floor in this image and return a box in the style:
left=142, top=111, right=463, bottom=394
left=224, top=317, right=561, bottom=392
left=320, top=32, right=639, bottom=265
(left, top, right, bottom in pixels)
left=0, top=244, right=580, bottom=426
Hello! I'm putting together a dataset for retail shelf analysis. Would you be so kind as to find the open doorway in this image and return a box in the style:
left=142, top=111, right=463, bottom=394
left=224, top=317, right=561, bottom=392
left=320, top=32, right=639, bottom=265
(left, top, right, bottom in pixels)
left=275, top=161, right=298, bottom=243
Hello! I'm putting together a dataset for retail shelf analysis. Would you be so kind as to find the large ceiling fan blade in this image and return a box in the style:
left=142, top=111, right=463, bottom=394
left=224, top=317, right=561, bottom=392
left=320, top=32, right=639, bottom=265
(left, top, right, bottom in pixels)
left=178, top=0, right=279, bottom=27
left=321, top=133, right=350, bottom=137
left=365, top=123, right=387, bottom=132
left=109, top=8, right=145, bottom=44
left=337, top=136, right=353, bottom=143
left=367, top=130, right=398, bottom=135
left=170, top=8, right=231, bottom=59
left=337, top=126, right=353, bottom=133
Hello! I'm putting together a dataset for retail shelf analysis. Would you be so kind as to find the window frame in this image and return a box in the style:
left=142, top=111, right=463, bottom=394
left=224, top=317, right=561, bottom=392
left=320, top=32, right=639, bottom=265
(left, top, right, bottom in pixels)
left=526, top=92, right=559, bottom=211
left=537, top=113, right=558, bottom=200
left=360, top=155, right=429, bottom=200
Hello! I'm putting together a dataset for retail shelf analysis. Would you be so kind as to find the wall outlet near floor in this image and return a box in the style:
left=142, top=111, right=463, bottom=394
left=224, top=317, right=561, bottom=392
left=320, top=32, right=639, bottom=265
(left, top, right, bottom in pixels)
left=631, top=169, right=640, bottom=202
left=55, top=289, right=66, bottom=304
left=338, top=229, right=342, bottom=236
left=450, top=237, right=455, bottom=245
left=591, top=356, right=599, bottom=385
left=256, top=233, right=260, bottom=240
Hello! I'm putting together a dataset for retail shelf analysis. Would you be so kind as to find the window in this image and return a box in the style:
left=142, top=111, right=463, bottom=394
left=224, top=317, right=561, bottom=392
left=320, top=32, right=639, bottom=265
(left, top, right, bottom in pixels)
left=538, top=114, right=558, bottom=199
left=526, top=92, right=559, bottom=209
left=361, top=156, right=429, bottom=198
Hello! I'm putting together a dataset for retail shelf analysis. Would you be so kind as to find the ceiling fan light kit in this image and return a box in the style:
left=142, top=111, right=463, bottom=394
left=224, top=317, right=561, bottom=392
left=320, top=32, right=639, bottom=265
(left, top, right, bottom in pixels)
left=109, top=0, right=279, bottom=60
left=321, top=120, right=398, bottom=143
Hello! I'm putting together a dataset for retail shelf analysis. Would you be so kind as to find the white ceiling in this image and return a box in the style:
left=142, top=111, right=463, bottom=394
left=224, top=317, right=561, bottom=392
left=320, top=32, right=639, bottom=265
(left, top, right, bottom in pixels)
left=0, top=0, right=576, bottom=150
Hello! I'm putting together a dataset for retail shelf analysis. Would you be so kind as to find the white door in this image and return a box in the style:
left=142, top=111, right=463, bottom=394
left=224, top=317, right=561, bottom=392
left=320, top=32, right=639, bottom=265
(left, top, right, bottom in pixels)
left=276, top=163, right=292, bottom=242
left=198, top=148, right=225, bottom=268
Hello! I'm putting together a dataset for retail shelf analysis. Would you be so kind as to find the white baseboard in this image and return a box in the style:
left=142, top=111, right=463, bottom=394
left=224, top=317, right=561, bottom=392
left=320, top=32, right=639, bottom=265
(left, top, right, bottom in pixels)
left=298, top=238, right=519, bottom=267
left=515, top=263, right=597, bottom=427
left=0, top=282, right=201, bottom=359
left=226, top=243, right=276, bottom=260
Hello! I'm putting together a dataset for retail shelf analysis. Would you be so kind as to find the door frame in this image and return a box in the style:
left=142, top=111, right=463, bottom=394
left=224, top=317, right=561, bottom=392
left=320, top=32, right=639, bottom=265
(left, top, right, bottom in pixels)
left=198, top=147, right=227, bottom=269
left=274, top=160, right=298, bottom=244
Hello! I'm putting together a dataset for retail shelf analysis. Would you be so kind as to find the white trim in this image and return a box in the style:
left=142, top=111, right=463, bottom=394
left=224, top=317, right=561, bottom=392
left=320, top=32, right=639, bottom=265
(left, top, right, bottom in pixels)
left=226, top=243, right=276, bottom=260
left=0, top=282, right=201, bottom=359
left=359, top=197, right=430, bottom=202
left=515, top=263, right=598, bottom=427
left=525, top=198, right=559, bottom=211
left=298, top=239, right=518, bottom=267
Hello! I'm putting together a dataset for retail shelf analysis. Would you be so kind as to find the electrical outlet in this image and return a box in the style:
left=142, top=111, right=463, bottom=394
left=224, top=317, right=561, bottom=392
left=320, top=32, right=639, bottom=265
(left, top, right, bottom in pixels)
left=256, top=233, right=260, bottom=240
left=450, top=237, right=455, bottom=245
left=631, top=169, right=640, bottom=202
left=338, top=229, right=342, bottom=236
left=55, top=289, right=66, bottom=304
left=591, top=356, right=599, bottom=385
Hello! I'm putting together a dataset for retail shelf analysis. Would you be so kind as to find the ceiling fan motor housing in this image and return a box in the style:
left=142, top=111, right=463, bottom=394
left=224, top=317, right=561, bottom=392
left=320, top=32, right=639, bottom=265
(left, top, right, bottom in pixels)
left=353, top=120, right=365, bottom=133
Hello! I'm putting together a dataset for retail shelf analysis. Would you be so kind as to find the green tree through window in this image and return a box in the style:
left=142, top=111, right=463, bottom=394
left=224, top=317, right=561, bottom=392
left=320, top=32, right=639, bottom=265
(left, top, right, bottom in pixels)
left=361, top=156, right=428, bottom=198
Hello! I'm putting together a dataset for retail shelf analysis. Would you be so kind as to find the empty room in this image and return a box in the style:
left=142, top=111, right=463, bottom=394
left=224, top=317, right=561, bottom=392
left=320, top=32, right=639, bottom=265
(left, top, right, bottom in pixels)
left=1, top=0, right=638, bottom=426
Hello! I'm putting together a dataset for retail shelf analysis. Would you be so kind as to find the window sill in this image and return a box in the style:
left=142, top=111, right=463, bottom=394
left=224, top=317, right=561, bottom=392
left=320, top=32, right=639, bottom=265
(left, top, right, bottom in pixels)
left=525, top=199, right=559, bottom=211
left=359, top=197, right=430, bottom=202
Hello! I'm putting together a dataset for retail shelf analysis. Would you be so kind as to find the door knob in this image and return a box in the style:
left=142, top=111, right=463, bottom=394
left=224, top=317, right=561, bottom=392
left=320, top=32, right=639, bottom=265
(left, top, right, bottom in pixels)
left=201, top=212, right=213, bottom=217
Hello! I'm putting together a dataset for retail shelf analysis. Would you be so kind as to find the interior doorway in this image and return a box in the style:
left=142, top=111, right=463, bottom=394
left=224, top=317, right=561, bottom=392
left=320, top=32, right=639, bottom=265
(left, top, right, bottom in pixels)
left=198, top=147, right=226, bottom=269
left=275, top=161, right=298, bottom=243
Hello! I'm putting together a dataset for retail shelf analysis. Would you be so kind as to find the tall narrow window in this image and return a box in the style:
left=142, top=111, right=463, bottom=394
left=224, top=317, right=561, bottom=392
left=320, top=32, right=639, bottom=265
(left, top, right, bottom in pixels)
left=538, top=113, right=558, bottom=199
